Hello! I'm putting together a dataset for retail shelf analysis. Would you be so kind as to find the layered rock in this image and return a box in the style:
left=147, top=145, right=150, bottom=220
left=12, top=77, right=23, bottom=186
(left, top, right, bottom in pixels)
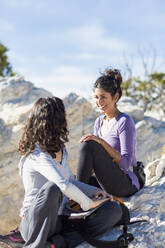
left=0, top=75, right=165, bottom=248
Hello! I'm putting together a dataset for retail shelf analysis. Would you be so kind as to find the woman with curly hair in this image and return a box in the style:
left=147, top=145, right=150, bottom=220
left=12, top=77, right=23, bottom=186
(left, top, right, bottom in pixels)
left=77, top=68, right=140, bottom=197
left=18, top=97, right=122, bottom=248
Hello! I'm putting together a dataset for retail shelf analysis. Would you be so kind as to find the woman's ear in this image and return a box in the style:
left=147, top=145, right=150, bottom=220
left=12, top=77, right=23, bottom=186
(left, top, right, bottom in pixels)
left=114, top=92, right=119, bottom=103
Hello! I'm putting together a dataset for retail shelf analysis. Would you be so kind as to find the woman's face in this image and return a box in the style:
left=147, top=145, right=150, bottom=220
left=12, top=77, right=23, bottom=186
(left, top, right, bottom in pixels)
left=94, top=88, right=118, bottom=115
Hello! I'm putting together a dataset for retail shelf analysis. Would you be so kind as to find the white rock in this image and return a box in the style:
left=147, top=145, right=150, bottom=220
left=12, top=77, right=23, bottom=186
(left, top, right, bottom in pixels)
left=0, top=76, right=33, bottom=103
left=156, top=155, right=165, bottom=177
left=145, top=153, right=165, bottom=186
left=64, top=93, right=98, bottom=172
left=0, top=76, right=52, bottom=233
left=118, top=96, right=137, bottom=105
left=118, top=104, right=144, bottom=122
left=0, top=76, right=165, bottom=248
left=118, top=96, right=144, bottom=122
left=136, top=117, right=165, bottom=165
left=77, top=174, right=165, bottom=248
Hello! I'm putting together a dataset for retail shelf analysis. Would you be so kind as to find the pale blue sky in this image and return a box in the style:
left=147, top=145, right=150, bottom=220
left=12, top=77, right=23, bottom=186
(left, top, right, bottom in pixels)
left=1, top=0, right=165, bottom=97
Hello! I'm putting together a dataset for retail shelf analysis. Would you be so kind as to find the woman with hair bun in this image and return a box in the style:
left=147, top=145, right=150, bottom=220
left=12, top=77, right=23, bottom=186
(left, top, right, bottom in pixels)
left=77, top=68, right=140, bottom=197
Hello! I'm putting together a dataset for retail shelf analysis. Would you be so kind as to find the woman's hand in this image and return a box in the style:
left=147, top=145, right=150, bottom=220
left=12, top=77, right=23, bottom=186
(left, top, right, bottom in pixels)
left=80, top=134, right=121, bottom=164
left=90, top=197, right=109, bottom=209
left=93, top=189, right=113, bottom=201
left=90, top=189, right=113, bottom=209
left=79, top=134, right=102, bottom=144
left=91, top=197, right=112, bottom=208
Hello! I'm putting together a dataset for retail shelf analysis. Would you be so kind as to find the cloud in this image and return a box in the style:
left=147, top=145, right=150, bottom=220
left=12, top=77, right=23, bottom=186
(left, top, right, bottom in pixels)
left=25, top=65, right=95, bottom=98
left=60, top=23, right=130, bottom=53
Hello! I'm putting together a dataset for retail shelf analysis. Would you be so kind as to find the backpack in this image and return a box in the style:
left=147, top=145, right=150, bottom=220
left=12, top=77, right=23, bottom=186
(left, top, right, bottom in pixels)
left=133, top=161, right=146, bottom=189
left=64, top=197, right=146, bottom=248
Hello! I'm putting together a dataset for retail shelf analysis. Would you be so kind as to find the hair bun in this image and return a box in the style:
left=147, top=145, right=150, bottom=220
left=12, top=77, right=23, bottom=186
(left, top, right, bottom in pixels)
left=104, top=68, right=122, bottom=86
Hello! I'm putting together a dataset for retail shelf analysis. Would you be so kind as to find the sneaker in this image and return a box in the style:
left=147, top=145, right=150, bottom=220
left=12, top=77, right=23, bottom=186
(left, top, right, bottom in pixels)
left=46, top=242, right=55, bottom=248
left=0, top=228, right=25, bottom=248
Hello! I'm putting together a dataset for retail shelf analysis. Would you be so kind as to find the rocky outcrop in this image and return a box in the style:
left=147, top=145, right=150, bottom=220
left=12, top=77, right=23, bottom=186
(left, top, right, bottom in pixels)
left=118, top=96, right=144, bottom=122
left=78, top=160, right=165, bottom=248
left=63, top=93, right=98, bottom=173
left=135, top=117, right=165, bottom=165
left=0, top=75, right=165, bottom=247
left=0, top=76, right=98, bottom=233
left=0, top=75, right=52, bottom=233
left=116, top=96, right=165, bottom=165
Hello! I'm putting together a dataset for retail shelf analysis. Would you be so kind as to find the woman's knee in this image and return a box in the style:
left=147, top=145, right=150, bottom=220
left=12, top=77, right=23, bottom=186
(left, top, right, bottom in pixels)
left=101, top=201, right=122, bottom=227
left=79, top=140, right=100, bottom=154
left=85, top=201, right=122, bottom=236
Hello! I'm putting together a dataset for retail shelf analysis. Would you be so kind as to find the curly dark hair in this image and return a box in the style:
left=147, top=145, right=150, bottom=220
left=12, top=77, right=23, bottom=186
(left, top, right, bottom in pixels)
left=93, top=68, right=122, bottom=101
left=18, top=97, right=69, bottom=158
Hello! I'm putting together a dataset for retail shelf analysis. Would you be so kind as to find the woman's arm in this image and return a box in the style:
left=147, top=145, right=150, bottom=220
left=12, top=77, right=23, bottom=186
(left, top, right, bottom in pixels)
left=79, top=134, right=121, bottom=163
left=34, top=151, right=110, bottom=211
left=80, top=116, right=136, bottom=171
left=117, top=117, right=136, bottom=170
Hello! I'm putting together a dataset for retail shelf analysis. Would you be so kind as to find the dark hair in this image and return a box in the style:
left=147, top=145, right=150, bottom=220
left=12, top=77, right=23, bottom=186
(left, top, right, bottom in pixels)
left=18, top=97, right=69, bottom=158
left=93, top=68, right=122, bottom=100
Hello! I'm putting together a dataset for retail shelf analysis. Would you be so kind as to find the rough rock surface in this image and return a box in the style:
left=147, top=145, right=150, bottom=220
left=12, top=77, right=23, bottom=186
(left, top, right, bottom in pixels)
left=135, top=117, right=165, bottom=165
left=0, top=75, right=52, bottom=233
left=0, top=76, right=98, bottom=233
left=0, top=76, right=165, bottom=248
left=77, top=163, right=165, bottom=248
left=118, top=96, right=144, bottom=122
left=63, top=93, right=98, bottom=173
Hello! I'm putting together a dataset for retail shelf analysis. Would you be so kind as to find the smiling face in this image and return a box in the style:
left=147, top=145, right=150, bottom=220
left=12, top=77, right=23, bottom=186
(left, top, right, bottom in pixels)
left=94, top=88, right=119, bottom=115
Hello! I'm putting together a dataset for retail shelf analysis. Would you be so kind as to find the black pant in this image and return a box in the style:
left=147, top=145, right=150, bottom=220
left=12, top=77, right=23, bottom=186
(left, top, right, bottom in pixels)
left=77, top=140, right=138, bottom=197
left=20, top=182, right=122, bottom=248
left=61, top=201, right=122, bottom=248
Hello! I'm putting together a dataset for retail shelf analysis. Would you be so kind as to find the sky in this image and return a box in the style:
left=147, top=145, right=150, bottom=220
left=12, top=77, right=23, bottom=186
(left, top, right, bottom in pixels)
left=1, top=0, right=165, bottom=98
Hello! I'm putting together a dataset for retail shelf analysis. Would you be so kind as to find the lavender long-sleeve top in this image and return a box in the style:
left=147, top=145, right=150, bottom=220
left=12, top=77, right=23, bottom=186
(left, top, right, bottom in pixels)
left=94, top=113, right=140, bottom=190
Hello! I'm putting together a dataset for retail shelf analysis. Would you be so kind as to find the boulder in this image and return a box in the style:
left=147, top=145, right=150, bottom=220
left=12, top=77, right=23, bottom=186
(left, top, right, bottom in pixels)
left=0, top=75, right=165, bottom=248
left=0, top=75, right=52, bottom=233
left=136, top=117, right=165, bottom=165
left=77, top=163, right=165, bottom=248
left=0, top=78, right=97, bottom=233
left=64, top=93, right=98, bottom=173
left=118, top=96, right=144, bottom=122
